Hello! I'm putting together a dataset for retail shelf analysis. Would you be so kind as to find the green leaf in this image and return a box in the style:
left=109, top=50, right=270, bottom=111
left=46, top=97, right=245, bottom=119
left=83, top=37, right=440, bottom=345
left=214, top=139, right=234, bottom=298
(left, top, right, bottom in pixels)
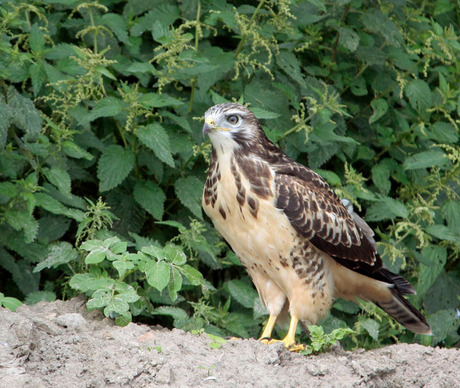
left=0, top=97, right=13, bottom=149
left=405, top=79, right=432, bottom=111
left=5, top=210, right=39, bottom=243
left=426, top=224, right=460, bottom=242
left=338, top=27, right=360, bottom=52
left=427, top=309, right=460, bottom=345
left=101, top=13, right=130, bottom=44
left=178, top=264, right=203, bottom=286
left=24, top=291, right=56, bottom=305
left=139, top=93, right=183, bottom=108
left=43, top=167, right=71, bottom=196
left=154, top=306, right=188, bottom=321
left=249, top=107, right=281, bottom=120
left=7, top=86, right=42, bottom=141
left=85, top=97, right=125, bottom=124
left=275, top=50, right=305, bottom=87
left=0, top=295, right=23, bottom=311
left=34, top=241, right=79, bottom=272
left=164, top=244, right=187, bottom=265
left=62, top=141, right=94, bottom=160
left=360, top=318, right=380, bottom=341
left=366, top=197, right=409, bottom=221
left=97, top=145, right=135, bottom=192
left=29, top=24, right=45, bottom=53
left=441, top=200, right=460, bottom=229
left=85, top=247, right=108, bottom=264
left=403, top=149, right=448, bottom=170
left=417, top=246, right=446, bottom=296
left=35, top=192, right=84, bottom=221
left=168, top=267, right=183, bottom=301
left=369, top=99, right=388, bottom=124
left=144, top=261, right=170, bottom=292
left=137, top=124, right=175, bottom=167
left=371, top=163, right=391, bottom=195
left=227, top=280, right=258, bottom=309
left=174, top=176, right=203, bottom=219
left=133, top=181, right=166, bottom=220
left=426, top=122, right=459, bottom=144
left=69, top=273, right=115, bottom=292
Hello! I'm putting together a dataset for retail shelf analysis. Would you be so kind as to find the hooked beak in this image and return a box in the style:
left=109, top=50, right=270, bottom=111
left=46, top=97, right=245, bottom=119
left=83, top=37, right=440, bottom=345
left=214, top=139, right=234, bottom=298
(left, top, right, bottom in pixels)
left=202, top=118, right=215, bottom=136
left=202, top=117, right=231, bottom=136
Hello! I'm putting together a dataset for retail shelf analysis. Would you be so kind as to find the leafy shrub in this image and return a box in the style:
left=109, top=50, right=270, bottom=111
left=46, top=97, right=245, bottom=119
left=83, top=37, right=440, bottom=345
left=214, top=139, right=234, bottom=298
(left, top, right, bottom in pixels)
left=0, top=0, right=459, bottom=349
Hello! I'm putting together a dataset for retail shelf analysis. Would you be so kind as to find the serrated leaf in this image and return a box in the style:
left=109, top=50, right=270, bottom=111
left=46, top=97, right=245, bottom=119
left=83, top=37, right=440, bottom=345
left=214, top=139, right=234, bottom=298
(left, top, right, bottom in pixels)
left=403, top=149, right=448, bottom=170
left=69, top=273, right=115, bottom=292
left=43, top=167, right=71, bottom=196
left=441, top=200, right=460, bottom=229
left=29, top=24, right=45, bottom=53
left=7, top=86, right=42, bottom=141
left=34, top=241, right=78, bottom=272
left=369, top=99, right=388, bottom=124
left=417, top=246, right=446, bottom=296
left=360, top=318, right=380, bottom=341
left=84, top=97, right=125, bottom=124
left=371, top=163, right=391, bottom=194
left=427, top=122, right=459, bottom=144
left=178, top=264, right=203, bottom=286
left=0, top=97, right=13, bottom=149
left=35, top=192, right=84, bottom=221
left=30, top=62, right=47, bottom=95
left=133, top=181, right=166, bottom=220
left=174, top=176, right=203, bottom=219
left=97, top=145, right=135, bottom=192
left=250, top=107, right=281, bottom=120
left=405, top=79, right=432, bottom=111
left=85, top=247, right=108, bottom=264
left=426, top=224, right=459, bottom=242
left=144, top=261, right=170, bottom=292
left=338, top=27, right=360, bottom=52
left=366, top=197, right=408, bottom=221
left=5, top=210, right=38, bottom=243
left=140, top=93, right=183, bottom=108
left=101, top=13, right=130, bottom=44
left=62, top=140, right=94, bottom=160
left=137, top=124, right=175, bottom=167
left=113, top=260, right=135, bottom=278
left=164, top=244, right=187, bottom=265
left=227, top=280, right=258, bottom=309
left=276, top=50, right=305, bottom=87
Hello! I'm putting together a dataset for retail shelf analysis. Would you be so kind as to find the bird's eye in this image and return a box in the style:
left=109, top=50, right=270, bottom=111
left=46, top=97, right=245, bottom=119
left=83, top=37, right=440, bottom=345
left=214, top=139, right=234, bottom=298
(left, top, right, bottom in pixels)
left=226, top=115, right=239, bottom=125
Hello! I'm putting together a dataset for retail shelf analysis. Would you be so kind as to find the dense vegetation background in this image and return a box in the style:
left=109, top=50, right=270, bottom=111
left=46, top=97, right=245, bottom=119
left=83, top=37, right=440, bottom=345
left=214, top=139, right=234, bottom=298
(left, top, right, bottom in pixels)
left=0, top=0, right=459, bottom=350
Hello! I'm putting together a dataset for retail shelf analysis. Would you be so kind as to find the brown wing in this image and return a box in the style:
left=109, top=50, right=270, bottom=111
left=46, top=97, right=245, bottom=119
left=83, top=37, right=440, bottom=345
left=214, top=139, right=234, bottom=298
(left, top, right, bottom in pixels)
left=273, top=162, right=408, bottom=287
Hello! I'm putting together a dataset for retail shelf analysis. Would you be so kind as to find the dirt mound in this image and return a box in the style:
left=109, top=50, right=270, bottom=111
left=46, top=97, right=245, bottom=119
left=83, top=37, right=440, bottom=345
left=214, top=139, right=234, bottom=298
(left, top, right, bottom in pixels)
left=0, top=297, right=458, bottom=387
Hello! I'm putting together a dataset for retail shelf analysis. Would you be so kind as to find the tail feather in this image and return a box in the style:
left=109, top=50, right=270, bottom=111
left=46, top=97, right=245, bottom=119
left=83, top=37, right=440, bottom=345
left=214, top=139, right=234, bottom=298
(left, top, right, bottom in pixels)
left=380, top=268, right=416, bottom=295
left=376, top=289, right=431, bottom=335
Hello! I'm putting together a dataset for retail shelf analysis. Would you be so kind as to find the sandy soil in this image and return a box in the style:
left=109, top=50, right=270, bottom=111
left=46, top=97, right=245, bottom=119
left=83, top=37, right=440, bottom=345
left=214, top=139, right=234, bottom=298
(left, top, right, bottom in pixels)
left=0, top=296, right=458, bottom=387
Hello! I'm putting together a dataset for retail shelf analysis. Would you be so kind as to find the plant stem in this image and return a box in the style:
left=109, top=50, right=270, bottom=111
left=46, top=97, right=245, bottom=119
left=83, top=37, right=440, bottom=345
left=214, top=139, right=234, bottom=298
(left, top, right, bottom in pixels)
left=188, top=1, right=201, bottom=113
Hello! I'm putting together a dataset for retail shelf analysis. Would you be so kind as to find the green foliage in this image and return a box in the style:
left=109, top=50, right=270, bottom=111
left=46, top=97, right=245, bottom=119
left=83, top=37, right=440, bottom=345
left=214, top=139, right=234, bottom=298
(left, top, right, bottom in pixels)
left=1, top=0, right=459, bottom=350
left=300, top=325, right=355, bottom=355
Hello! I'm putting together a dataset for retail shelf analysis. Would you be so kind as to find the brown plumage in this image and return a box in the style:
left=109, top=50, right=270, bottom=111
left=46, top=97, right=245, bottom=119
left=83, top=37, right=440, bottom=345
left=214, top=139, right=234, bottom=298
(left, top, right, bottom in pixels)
left=201, top=102, right=431, bottom=350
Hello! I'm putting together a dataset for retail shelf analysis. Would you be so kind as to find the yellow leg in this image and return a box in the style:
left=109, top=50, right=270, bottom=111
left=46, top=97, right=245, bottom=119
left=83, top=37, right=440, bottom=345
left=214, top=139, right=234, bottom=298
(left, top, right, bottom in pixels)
left=259, top=314, right=278, bottom=340
left=260, top=315, right=305, bottom=352
left=281, top=315, right=304, bottom=351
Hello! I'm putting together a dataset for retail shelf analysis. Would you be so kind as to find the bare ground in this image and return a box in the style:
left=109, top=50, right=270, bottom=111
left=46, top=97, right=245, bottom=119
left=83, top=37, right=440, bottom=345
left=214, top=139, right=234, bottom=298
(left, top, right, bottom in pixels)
left=0, top=297, right=458, bottom=388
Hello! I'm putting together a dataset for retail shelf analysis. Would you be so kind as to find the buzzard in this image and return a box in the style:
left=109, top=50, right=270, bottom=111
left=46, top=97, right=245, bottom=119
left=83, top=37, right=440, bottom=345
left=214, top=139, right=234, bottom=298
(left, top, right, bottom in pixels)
left=201, top=102, right=431, bottom=350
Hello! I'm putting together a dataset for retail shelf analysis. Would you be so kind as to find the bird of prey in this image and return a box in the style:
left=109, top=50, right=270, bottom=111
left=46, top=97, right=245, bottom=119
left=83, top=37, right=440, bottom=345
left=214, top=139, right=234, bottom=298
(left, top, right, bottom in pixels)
left=201, top=102, right=431, bottom=350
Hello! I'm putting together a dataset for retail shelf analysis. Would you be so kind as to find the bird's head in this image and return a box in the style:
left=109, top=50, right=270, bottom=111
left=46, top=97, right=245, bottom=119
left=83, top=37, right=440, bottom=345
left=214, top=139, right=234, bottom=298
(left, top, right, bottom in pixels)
left=203, top=103, right=264, bottom=152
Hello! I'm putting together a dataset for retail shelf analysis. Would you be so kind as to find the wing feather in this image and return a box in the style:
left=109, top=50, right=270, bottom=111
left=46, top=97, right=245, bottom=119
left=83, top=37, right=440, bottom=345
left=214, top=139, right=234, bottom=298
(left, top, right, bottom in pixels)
left=274, top=163, right=386, bottom=280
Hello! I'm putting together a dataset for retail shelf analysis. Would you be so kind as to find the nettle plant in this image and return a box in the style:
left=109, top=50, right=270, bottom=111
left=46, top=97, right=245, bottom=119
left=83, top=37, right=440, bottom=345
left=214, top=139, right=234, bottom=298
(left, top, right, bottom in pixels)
left=0, top=0, right=459, bottom=349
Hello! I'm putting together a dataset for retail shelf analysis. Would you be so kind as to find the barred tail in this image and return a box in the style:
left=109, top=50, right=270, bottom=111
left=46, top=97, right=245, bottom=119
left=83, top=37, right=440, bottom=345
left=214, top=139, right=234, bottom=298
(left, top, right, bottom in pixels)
left=376, top=289, right=431, bottom=335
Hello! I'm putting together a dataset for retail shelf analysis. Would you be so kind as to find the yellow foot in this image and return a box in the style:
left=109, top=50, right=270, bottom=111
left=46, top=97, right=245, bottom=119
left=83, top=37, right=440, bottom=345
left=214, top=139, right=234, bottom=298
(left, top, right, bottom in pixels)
left=259, top=337, right=305, bottom=352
